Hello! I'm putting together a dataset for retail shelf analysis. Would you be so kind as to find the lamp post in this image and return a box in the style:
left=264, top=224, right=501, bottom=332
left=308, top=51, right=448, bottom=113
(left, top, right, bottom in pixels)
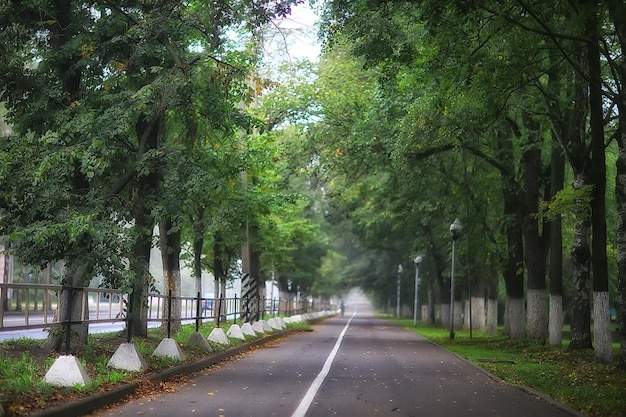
left=413, top=255, right=422, bottom=327
left=449, top=218, right=463, bottom=339
left=396, top=264, right=403, bottom=318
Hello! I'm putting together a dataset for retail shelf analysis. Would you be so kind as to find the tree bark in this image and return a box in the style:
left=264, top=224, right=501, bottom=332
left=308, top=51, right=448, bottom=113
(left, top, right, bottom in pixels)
left=193, top=235, right=203, bottom=296
left=569, top=172, right=593, bottom=350
left=43, top=262, right=89, bottom=352
left=160, top=217, right=182, bottom=333
left=129, top=223, right=151, bottom=338
left=127, top=113, right=161, bottom=337
left=607, top=0, right=626, bottom=367
left=499, top=132, right=526, bottom=339
left=549, top=144, right=565, bottom=347
left=616, top=131, right=626, bottom=366
left=522, top=124, right=548, bottom=341
left=585, top=2, right=612, bottom=362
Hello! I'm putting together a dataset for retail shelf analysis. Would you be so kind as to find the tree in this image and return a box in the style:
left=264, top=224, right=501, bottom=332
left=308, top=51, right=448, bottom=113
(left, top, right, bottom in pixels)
left=0, top=0, right=304, bottom=346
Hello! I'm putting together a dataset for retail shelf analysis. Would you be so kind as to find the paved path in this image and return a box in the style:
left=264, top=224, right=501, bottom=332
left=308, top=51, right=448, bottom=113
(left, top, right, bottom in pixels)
left=88, top=291, right=581, bottom=417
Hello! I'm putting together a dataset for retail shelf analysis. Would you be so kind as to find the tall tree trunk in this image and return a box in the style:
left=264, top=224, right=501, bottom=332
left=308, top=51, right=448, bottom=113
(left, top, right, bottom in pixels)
left=43, top=262, right=89, bottom=352
left=569, top=171, right=593, bottom=350
left=522, top=127, right=548, bottom=341
left=499, top=128, right=526, bottom=339
left=128, top=114, right=161, bottom=337
left=193, top=235, right=203, bottom=296
left=430, top=244, right=449, bottom=327
left=160, top=217, right=182, bottom=333
left=129, top=220, right=151, bottom=338
left=616, top=126, right=626, bottom=366
left=607, top=0, right=626, bottom=367
left=213, top=234, right=228, bottom=324
left=549, top=143, right=565, bottom=347
left=585, top=0, right=612, bottom=363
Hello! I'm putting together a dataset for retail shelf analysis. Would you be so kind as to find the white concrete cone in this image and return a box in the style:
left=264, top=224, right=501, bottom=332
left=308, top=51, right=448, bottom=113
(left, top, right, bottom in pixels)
left=240, top=322, right=256, bottom=337
left=107, top=343, right=148, bottom=372
left=208, top=327, right=230, bottom=345
left=268, top=318, right=282, bottom=330
left=226, top=324, right=245, bottom=340
left=260, top=320, right=273, bottom=332
left=277, top=317, right=286, bottom=328
left=44, top=355, right=92, bottom=387
left=252, top=321, right=265, bottom=334
left=153, top=338, right=185, bottom=360
left=187, top=332, right=213, bottom=352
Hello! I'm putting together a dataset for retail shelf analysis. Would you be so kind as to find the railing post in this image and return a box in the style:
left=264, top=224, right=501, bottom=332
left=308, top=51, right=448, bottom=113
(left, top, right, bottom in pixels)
left=64, top=277, right=73, bottom=355
left=217, top=293, right=223, bottom=328
left=0, top=285, right=4, bottom=329
left=233, top=294, right=239, bottom=324
left=195, top=291, right=201, bottom=332
left=126, top=293, right=132, bottom=344
left=24, top=288, right=30, bottom=326
left=167, top=290, right=172, bottom=338
left=243, top=295, right=249, bottom=323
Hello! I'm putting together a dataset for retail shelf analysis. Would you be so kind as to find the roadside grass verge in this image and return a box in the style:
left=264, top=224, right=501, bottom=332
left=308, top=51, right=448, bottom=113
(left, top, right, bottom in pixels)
left=395, top=319, right=625, bottom=417
left=0, top=319, right=311, bottom=416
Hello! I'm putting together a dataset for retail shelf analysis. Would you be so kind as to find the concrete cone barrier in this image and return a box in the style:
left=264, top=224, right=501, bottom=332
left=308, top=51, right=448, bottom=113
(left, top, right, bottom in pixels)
left=240, top=322, right=256, bottom=337
left=260, top=320, right=273, bottom=332
left=226, top=324, right=245, bottom=340
left=153, top=338, right=185, bottom=360
left=268, top=318, right=282, bottom=330
left=187, top=331, right=213, bottom=352
left=108, top=343, right=148, bottom=372
left=251, top=321, right=265, bottom=334
left=208, top=327, right=230, bottom=345
left=44, top=355, right=92, bottom=387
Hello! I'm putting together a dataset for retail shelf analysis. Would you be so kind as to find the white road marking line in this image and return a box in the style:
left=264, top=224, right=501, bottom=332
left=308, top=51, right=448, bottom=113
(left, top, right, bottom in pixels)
left=290, top=310, right=357, bottom=417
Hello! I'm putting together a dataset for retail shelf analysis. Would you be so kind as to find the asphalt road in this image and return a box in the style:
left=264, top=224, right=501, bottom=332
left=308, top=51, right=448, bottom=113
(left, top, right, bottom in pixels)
left=88, top=291, right=580, bottom=417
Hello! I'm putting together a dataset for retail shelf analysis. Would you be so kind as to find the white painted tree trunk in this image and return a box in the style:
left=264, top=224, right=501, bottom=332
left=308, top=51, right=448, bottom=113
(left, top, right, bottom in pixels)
left=454, top=301, right=463, bottom=329
left=486, top=299, right=498, bottom=335
left=506, top=296, right=526, bottom=338
left=464, top=301, right=471, bottom=330
left=440, top=303, right=450, bottom=328
left=548, top=294, right=563, bottom=347
left=470, top=296, right=486, bottom=331
left=527, top=289, right=547, bottom=340
left=593, top=291, right=613, bottom=363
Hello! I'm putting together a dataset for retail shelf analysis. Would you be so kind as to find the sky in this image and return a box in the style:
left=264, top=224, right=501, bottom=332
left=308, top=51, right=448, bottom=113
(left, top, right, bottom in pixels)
left=264, top=2, right=321, bottom=65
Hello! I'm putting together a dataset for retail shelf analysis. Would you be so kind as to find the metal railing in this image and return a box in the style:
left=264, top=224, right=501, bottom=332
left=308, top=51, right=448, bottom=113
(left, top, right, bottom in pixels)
left=0, top=283, right=332, bottom=332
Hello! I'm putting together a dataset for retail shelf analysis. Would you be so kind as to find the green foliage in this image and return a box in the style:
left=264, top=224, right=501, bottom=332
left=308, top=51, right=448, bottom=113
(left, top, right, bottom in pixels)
left=538, top=185, right=594, bottom=221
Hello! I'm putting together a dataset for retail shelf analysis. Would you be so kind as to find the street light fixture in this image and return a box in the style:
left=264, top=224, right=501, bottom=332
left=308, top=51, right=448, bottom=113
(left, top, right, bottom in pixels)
left=449, top=218, right=463, bottom=340
left=413, top=255, right=422, bottom=327
left=396, top=264, right=403, bottom=319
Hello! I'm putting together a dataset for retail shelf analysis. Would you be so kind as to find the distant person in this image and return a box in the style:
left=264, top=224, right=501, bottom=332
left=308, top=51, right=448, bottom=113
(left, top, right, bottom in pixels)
left=340, top=299, right=345, bottom=317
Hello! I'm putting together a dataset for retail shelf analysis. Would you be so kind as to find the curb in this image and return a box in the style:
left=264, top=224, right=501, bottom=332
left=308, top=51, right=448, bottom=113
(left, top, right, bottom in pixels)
left=30, top=329, right=293, bottom=417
